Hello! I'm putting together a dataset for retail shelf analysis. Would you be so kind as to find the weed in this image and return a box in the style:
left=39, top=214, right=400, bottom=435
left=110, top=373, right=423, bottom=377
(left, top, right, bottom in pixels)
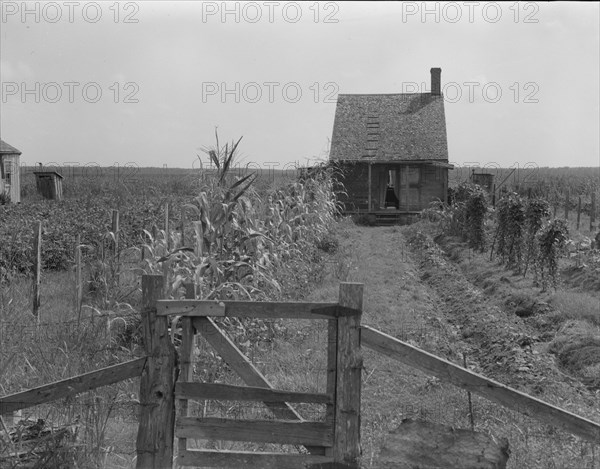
left=0, top=191, right=10, bottom=205
left=549, top=291, right=600, bottom=327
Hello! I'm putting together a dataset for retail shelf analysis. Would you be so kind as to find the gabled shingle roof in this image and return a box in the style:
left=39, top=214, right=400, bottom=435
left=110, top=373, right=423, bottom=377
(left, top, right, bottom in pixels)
left=0, top=139, right=22, bottom=155
left=329, top=93, right=448, bottom=162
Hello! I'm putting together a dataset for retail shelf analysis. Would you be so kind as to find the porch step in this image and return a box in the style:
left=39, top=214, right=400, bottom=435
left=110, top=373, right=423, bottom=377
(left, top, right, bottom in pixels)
left=375, top=211, right=420, bottom=226
left=375, top=213, right=402, bottom=226
left=345, top=211, right=421, bottom=226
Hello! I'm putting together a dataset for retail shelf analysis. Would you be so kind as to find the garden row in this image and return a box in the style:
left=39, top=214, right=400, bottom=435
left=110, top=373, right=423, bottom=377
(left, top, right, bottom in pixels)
left=428, top=183, right=598, bottom=290
left=0, top=193, right=184, bottom=280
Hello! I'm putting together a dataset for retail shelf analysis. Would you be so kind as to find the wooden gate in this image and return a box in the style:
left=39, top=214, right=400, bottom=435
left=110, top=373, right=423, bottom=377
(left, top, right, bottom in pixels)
left=4, top=274, right=598, bottom=467
left=135, top=275, right=363, bottom=469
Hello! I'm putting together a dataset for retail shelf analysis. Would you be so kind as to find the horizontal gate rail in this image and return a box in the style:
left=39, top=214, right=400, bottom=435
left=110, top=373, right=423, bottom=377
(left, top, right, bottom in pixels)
left=178, top=449, right=332, bottom=469
left=361, top=325, right=600, bottom=444
left=0, top=357, right=147, bottom=415
left=176, top=382, right=332, bottom=404
left=176, top=417, right=333, bottom=446
left=157, top=299, right=360, bottom=319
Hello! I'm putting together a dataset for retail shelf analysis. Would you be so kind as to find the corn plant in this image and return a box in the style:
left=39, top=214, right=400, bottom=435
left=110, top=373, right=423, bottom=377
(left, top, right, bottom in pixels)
left=140, top=133, right=341, bottom=354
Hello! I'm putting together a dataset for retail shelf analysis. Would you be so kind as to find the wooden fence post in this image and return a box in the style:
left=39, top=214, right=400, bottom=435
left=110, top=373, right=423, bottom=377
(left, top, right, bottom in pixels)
left=32, top=221, right=42, bottom=322
left=112, top=209, right=120, bottom=286
left=325, top=318, right=337, bottom=459
left=163, top=204, right=170, bottom=294
left=165, top=203, right=170, bottom=251
left=180, top=207, right=186, bottom=247
left=178, top=283, right=196, bottom=458
left=591, top=192, right=596, bottom=233
left=136, top=275, right=177, bottom=469
left=577, top=196, right=582, bottom=231
left=75, top=234, right=82, bottom=324
left=334, top=283, right=363, bottom=467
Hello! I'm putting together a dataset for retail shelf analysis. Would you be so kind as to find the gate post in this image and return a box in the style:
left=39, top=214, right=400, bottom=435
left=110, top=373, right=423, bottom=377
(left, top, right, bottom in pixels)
left=334, top=283, right=363, bottom=467
left=136, top=275, right=177, bottom=469
left=177, top=283, right=196, bottom=458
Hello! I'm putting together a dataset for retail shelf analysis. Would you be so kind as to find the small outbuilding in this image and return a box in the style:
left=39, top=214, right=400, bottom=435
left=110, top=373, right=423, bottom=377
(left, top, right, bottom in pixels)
left=329, top=68, right=453, bottom=225
left=0, top=139, right=21, bottom=203
left=471, top=171, right=494, bottom=193
left=34, top=169, right=64, bottom=201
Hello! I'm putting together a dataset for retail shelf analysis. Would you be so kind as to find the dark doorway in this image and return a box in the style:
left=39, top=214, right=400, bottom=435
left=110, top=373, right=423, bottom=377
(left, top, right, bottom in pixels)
left=385, top=170, right=400, bottom=209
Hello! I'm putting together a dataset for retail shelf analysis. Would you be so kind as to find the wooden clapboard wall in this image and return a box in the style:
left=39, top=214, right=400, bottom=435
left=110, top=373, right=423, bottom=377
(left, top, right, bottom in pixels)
left=34, top=172, right=63, bottom=201
left=337, top=162, right=447, bottom=212
left=0, top=154, right=21, bottom=203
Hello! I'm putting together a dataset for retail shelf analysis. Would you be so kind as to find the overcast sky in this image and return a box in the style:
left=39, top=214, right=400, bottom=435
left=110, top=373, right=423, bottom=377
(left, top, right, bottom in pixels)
left=1, top=1, right=599, bottom=170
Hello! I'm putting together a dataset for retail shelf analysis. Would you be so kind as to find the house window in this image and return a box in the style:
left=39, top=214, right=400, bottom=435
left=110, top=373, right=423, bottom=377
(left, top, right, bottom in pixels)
left=3, top=161, right=12, bottom=183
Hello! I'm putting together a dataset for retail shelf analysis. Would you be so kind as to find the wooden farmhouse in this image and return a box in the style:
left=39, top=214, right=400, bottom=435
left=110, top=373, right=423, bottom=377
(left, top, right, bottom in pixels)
left=0, top=139, right=21, bottom=203
left=330, top=68, right=452, bottom=224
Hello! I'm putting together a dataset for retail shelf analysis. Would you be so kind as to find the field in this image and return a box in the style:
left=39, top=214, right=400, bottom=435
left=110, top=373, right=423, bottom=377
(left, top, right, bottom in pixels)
left=1, top=142, right=341, bottom=467
left=1, top=162, right=599, bottom=468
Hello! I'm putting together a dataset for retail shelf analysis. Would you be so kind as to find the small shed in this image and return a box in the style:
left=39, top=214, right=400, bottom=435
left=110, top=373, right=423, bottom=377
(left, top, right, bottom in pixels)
left=33, top=170, right=64, bottom=200
left=0, top=139, right=21, bottom=203
left=471, top=171, right=494, bottom=193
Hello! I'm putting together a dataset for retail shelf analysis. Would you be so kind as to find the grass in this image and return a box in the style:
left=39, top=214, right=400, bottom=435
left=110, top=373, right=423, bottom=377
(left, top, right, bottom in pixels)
left=550, top=291, right=600, bottom=327
left=0, top=267, right=141, bottom=467
left=0, top=203, right=156, bottom=467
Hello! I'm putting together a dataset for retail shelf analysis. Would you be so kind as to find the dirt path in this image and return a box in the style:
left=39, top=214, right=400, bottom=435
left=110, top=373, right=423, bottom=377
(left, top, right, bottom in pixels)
left=319, top=221, right=600, bottom=469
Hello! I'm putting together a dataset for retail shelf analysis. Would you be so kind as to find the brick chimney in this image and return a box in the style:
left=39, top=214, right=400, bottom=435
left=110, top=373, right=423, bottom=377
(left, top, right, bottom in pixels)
left=431, top=68, right=441, bottom=96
